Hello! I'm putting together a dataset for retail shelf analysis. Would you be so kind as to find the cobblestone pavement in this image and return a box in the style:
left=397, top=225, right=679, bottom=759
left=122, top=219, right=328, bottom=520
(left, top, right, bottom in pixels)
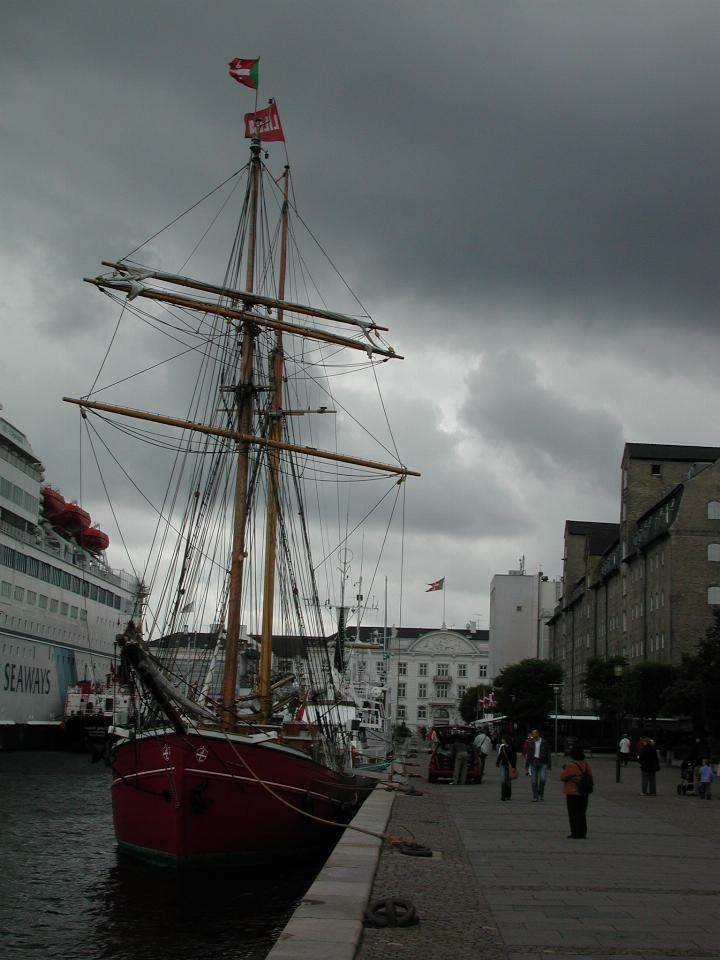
left=355, top=741, right=720, bottom=960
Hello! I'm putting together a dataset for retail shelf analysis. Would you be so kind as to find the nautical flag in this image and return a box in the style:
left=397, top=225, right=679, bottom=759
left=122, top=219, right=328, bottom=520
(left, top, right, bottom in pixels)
left=181, top=601, right=195, bottom=614
left=228, top=57, right=259, bottom=89
left=244, top=101, right=285, bottom=142
left=426, top=577, right=444, bottom=593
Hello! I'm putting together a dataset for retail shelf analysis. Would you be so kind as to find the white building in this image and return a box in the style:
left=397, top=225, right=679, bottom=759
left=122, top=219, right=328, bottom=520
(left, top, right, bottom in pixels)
left=489, top=568, right=562, bottom=678
left=344, top=625, right=490, bottom=728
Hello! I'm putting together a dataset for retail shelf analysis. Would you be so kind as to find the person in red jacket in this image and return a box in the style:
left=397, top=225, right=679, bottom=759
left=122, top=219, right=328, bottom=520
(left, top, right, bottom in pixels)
left=560, top=745, right=593, bottom=839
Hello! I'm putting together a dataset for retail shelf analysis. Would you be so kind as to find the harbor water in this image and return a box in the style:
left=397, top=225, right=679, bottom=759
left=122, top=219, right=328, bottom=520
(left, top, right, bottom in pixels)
left=0, top=751, right=328, bottom=960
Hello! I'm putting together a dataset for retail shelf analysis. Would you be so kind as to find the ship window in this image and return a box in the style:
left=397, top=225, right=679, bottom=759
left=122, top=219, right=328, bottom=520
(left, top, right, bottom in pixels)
left=13, top=553, right=26, bottom=574
left=1, top=545, right=14, bottom=567
left=61, top=572, right=71, bottom=590
left=70, top=606, right=78, bottom=619
left=82, top=582, right=90, bottom=598
left=1, top=581, right=10, bottom=597
left=27, top=591, right=36, bottom=605
left=60, top=602, right=68, bottom=616
left=26, top=557, right=39, bottom=577
left=114, top=595, right=120, bottom=609
left=49, top=598, right=58, bottom=612
left=72, top=576, right=81, bottom=594
left=90, top=585, right=98, bottom=601
left=38, top=594, right=48, bottom=609
left=14, top=586, right=24, bottom=601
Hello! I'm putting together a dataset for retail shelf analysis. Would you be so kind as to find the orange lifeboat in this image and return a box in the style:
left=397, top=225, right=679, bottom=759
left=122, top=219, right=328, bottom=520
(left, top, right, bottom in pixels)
left=41, top=486, right=66, bottom=520
left=55, top=502, right=92, bottom=536
left=78, top=527, right=110, bottom=555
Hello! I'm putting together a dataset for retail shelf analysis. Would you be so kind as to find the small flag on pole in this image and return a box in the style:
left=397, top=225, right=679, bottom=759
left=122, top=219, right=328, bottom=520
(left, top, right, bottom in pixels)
left=425, top=577, right=445, bottom=593
left=244, top=101, right=285, bottom=142
left=228, top=57, right=259, bottom=89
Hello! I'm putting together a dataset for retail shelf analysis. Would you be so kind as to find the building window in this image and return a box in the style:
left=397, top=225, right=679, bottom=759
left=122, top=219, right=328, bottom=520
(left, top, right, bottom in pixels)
left=398, top=661, right=407, bottom=676
left=376, top=661, right=383, bottom=674
left=458, top=684, right=467, bottom=698
left=709, top=586, right=720, bottom=605
left=436, top=683, right=450, bottom=698
left=397, top=682, right=406, bottom=698
left=479, top=664, right=487, bottom=678
left=709, top=502, right=720, bottom=520
left=437, top=663, right=449, bottom=677
left=418, top=662, right=428, bottom=677
left=417, top=705, right=427, bottom=719
left=651, top=464, right=661, bottom=475
left=709, top=544, right=720, bottom=562
left=458, top=663, right=467, bottom=678
left=397, top=705, right=406, bottom=720
left=418, top=683, right=427, bottom=699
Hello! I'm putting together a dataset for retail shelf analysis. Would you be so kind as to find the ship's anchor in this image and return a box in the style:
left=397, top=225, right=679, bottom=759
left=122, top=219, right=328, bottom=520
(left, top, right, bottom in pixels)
left=190, top=778, right=213, bottom=813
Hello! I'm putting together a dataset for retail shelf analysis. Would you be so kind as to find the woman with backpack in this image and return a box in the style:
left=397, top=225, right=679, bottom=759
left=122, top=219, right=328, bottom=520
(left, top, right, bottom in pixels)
left=560, top=744, right=593, bottom=839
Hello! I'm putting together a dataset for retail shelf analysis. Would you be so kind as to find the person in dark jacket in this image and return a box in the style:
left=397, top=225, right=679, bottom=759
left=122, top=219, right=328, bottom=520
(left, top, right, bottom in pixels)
left=496, top=734, right=517, bottom=801
left=527, top=728, right=552, bottom=801
left=639, top=738, right=660, bottom=795
left=560, top=745, right=593, bottom=838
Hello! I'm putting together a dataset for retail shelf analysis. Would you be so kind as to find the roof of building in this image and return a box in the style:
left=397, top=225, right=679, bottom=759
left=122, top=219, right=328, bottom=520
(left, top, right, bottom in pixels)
left=625, top=443, right=720, bottom=463
left=565, top=520, right=620, bottom=555
left=343, top=625, right=489, bottom=644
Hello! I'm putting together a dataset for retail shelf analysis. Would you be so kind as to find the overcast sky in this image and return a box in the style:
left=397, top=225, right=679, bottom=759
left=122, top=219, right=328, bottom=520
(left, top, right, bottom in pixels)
left=2, top=1, right=719, bottom=632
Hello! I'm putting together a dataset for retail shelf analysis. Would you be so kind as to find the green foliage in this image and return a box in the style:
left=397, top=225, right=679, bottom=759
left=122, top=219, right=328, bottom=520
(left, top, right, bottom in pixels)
left=581, top=656, right=627, bottom=718
left=622, top=661, right=677, bottom=721
left=493, top=659, right=564, bottom=733
left=459, top=683, right=492, bottom=723
left=661, top=609, right=720, bottom=737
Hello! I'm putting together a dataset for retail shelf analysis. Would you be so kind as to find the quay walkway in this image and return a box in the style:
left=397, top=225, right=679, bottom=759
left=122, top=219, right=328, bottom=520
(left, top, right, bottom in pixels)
left=267, top=740, right=720, bottom=960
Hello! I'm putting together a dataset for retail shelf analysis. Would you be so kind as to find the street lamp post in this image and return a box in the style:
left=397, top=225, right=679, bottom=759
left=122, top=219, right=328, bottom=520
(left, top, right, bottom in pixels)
left=614, top=663, right=625, bottom=784
left=551, top=684, right=561, bottom=754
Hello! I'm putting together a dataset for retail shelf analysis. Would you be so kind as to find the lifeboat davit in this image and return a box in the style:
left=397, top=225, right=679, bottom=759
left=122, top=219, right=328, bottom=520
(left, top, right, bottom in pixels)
left=41, top=486, right=66, bottom=520
left=55, top=502, right=92, bottom=536
left=78, top=527, right=110, bottom=555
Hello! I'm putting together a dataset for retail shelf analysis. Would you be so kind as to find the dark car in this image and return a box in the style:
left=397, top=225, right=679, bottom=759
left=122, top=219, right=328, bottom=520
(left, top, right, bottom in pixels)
left=428, top=724, right=482, bottom=783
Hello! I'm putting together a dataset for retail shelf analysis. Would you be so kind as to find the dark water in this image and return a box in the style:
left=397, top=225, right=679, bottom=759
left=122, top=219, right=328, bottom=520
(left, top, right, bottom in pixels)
left=0, top=752, right=327, bottom=960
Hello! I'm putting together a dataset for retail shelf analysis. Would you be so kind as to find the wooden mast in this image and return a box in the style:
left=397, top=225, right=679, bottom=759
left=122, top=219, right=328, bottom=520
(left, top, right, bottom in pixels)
left=222, top=133, right=262, bottom=723
left=258, top=165, right=290, bottom=722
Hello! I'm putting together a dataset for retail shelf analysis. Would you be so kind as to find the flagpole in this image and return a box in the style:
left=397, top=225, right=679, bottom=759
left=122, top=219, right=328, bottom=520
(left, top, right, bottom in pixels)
left=442, top=583, right=446, bottom=629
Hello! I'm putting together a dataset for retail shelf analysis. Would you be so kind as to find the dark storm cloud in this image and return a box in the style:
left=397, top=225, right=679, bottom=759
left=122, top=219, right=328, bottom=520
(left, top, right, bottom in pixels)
left=460, top=348, right=623, bottom=494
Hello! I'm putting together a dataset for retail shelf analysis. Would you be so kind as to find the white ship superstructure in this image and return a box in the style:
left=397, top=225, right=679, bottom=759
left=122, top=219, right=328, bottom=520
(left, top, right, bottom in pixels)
left=0, top=408, right=140, bottom=748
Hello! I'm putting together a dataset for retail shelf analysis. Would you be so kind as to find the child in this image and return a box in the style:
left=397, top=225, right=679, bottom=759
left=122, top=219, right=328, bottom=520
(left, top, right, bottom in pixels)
left=698, top=758, right=713, bottom=799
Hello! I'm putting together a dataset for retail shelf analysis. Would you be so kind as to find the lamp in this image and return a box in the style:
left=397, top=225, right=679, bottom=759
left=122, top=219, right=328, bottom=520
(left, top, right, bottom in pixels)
left=613, top=663, right=625, bottom=784
left=551, top=683, right=562, bottom=753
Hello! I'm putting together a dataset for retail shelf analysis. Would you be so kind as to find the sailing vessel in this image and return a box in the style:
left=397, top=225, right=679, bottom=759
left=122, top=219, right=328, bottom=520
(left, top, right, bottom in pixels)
left=63, top=108, right=418, bottom=863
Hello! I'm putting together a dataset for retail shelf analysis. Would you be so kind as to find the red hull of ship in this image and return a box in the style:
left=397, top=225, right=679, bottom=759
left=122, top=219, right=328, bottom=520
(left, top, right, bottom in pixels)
left=111, top=730, right=365, bottom=863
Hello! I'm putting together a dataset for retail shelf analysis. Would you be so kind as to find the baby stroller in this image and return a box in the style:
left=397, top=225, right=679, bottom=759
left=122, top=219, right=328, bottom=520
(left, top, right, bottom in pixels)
left=677, top=760, right=697, bottom=796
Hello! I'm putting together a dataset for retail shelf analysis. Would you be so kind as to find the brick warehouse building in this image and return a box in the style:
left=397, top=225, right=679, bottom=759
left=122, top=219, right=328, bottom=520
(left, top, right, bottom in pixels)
left=548, top=443, right=720, bottom=710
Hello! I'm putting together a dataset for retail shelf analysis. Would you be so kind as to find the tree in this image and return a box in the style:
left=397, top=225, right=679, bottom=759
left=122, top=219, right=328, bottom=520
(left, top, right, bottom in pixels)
left=623, top=661, right=678, bottom=723
left=661, top=609, right=720, bottom=738
left=493, top=659, right=564, bottom=734
left=459, top=683, right=493, bottom=724
left=582, top=656, right=627, bottom=719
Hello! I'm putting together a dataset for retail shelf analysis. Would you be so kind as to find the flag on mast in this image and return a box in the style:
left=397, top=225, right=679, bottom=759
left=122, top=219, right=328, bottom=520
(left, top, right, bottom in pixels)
left=426, top=577, right=445, bottom=593
left=244, top=101, right=285, bottom=141
left=228, top=57, right=259, bottom=89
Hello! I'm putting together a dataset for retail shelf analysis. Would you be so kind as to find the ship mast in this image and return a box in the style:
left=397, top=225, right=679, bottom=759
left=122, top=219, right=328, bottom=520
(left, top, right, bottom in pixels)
left=221, top=133, right=262, bottom=723
left=258, top=165, right=290, bottom=722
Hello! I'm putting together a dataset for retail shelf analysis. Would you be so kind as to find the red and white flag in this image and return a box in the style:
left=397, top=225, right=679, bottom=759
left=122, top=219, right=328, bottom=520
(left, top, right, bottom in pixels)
left=425, top=577, right=445, bottom=593
left=228, top=57, right=259, bottom=89
left=244, top=101, right=285, bottom=142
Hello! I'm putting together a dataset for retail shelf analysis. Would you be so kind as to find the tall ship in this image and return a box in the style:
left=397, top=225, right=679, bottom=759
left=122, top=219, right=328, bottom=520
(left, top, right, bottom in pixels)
left=62, top=72, right=419, bottom=863
left=0, top=408, right=140, bottom=749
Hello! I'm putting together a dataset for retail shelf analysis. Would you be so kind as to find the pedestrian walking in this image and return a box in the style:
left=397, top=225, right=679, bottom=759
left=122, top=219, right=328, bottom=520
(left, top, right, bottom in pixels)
left=473, top=727, right=493, bottom=783
left=527, top=728, right=552, bottom=801
left=521, top=731, right=533, bottom=775
left=496, top=734, right=517, bottom=801
left=698, top=759, right=713, bottom=799
left=619, top=733, right=631, bottom=766
left=639, top=738, right=660, bottom=795
left=560, top=745, right=593, bottom=839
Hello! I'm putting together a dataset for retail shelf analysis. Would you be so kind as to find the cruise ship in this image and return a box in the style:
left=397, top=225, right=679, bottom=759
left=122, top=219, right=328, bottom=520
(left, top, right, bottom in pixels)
left=0, top=406, right=140, bottom=748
